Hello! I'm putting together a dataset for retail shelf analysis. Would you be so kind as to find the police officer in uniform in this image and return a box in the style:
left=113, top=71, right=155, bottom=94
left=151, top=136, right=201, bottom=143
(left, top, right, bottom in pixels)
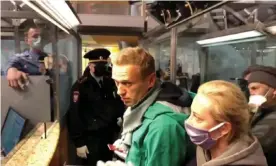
left=5, top=26, right=49, bottom=89
left=67, top=48, right=125, bottom=166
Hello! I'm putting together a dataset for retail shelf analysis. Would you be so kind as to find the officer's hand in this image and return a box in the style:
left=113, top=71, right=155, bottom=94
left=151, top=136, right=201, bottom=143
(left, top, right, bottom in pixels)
left=76, top=145, right=89, bottom=159
left=7, top=67, right=28, bottom=89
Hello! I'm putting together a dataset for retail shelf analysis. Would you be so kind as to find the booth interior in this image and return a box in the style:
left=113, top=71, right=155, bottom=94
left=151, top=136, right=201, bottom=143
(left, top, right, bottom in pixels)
left=1, top=0, right=81, bottom=165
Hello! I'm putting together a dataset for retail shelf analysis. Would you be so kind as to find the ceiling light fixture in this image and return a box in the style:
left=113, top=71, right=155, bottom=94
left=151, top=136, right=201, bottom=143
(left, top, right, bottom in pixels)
left=21, top=0, right=70, bottom=34
left=201, top=36, right=266, bottom=47
left=34, top=0, right=80, bottom=29
left=196, top=30, right=264, bottom=45
left=21, top=0, right=80, bottom=34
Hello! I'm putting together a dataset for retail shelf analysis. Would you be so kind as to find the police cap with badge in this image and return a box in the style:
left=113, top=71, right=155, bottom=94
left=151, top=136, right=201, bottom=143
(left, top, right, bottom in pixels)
left=84, top=48, right=111, bottom=77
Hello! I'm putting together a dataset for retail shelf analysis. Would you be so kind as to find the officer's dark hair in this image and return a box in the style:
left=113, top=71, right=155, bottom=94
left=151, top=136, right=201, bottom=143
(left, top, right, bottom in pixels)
left=24, top=21, right=40, bottom=37
left=83, top=66, right=90, bottom=76
left=111, top=47, right=155, bottom=79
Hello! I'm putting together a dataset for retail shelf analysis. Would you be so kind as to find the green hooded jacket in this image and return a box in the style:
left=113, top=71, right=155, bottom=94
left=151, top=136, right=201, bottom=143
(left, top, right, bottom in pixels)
left=126, top=102, right=195, bottom=166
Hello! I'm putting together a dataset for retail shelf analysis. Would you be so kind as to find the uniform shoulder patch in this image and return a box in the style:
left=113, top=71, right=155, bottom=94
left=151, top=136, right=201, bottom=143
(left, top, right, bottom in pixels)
left=73, top=91, right=79, bottom=103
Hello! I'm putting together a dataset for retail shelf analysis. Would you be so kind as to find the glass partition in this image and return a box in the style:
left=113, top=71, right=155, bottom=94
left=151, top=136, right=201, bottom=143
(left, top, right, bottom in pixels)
left=146, top=35, right=276, bottom=86
left=1, top=18, right=56, bottom=157
left=142, top=1, right=276, bottom=85
left=203, top=38, right=276, bottom=81
left=1, top=17, right=80, bottom=159
left=256, top=38, right=276, bottom=67
left=58, top=33, right=79, bottom=121
left=148, top=35, right=200, bottom=90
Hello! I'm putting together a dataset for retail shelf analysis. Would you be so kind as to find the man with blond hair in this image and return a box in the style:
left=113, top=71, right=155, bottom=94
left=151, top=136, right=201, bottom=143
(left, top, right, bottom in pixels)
left=108, top=47, right=195, bottom=166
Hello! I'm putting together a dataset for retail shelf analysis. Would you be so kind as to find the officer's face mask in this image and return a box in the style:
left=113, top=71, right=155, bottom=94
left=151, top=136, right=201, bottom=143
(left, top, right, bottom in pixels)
left=249, top=88, right=270, bottom=107
left=185, top=121, right=225, bottom=150
left=94, top=62, right=107, bottom=77
left=31, top=36, right=42, bottom=50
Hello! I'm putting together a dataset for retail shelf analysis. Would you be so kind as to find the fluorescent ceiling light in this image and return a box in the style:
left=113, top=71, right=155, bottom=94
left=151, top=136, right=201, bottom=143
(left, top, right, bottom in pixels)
left=266, top=25, right=276, bottom=35
left=267, top=46, right=276, bottom=49
left=21, top=0, right=70, bottom=34
left=35, top=0, right=80, bottom=29
left=1, top=32, right=14, bottom=37
left=196, top=30, right=263, bottom=45
left=201, top=36, right=266, bottom=47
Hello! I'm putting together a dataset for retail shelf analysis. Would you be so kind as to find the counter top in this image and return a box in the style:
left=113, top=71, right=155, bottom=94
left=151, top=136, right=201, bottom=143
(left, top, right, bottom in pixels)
left=2, top=121, right=60, bottom=166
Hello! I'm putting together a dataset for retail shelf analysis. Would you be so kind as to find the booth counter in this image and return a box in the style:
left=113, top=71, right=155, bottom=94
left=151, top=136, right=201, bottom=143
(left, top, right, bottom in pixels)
left=2, top=122, right=62, bottom=166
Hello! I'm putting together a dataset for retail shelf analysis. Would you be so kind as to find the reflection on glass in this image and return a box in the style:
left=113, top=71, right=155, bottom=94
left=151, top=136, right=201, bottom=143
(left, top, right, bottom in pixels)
left=204, top=38, right=276, bottom=81
left=205, top=45, right=249, bottom=81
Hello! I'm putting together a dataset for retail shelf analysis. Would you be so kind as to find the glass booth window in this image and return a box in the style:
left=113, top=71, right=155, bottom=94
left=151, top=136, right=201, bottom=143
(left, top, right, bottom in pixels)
left=152, top=37, right=200, bottom=90
left=44, top=32, right=79, bottom=121
left=256, top=39, right=276, bottom=67
left=1, top=19, right=56, bottom=156
left=203, top=38, right=276, bottom=82
left=204, top=43, right=251, bottom=81
left=176, top=37, right=200, bottom=89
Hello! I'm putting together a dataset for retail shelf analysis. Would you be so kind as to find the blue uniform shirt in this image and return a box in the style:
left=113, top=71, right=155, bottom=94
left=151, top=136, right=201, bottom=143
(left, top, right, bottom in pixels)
left=5, top=50, right=45, bottom=75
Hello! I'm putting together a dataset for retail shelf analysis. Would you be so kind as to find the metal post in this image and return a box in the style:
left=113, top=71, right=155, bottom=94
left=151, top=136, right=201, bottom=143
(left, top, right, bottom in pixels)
left=14, top=26, right=21, bottom=53
left=170, top=27, right=177, bottom=83
left=223, top=9, right=228, bottom=29
left=51, top=25, right=60, bottom=121
left=199, top=47, right=208, bottom=82
left=77, top=36, right=82, bottom=78
left=142, top=0, right=148, bottom=33
left=251, top=42, right=257, bottom=65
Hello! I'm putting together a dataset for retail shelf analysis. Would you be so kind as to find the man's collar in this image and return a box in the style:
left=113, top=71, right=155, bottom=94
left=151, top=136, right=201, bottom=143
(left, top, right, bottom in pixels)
left=131, top=80, right=161, bottom=110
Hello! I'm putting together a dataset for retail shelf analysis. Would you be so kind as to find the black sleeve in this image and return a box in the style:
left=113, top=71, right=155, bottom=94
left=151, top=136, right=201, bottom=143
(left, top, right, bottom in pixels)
left=67, top=81, right=86, bottom=147
left=251, top=110, right=276, bottom=154
left=100, top=79, right=125, bottom=126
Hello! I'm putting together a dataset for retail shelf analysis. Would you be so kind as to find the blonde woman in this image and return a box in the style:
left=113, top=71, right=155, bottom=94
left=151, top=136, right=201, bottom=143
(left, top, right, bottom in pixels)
left=185, top=80, right=267, bottom=166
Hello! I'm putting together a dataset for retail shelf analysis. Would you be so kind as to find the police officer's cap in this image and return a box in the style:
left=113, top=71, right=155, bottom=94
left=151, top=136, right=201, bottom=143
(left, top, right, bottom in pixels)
left=83, top=48, right=110, bottom=63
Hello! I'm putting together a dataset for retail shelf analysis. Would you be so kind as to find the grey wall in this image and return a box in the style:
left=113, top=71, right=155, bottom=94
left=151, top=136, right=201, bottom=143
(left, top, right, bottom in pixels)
left=1, top=76, right=51, bottom=127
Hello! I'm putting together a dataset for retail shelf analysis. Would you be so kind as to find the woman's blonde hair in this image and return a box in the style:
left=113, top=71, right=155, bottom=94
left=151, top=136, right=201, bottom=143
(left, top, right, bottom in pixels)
left=197, top=80, right=250, bottom=142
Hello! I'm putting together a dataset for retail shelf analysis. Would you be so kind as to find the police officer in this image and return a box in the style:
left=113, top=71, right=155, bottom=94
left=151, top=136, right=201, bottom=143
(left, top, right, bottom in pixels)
left=5, top=26, right=48, bottom=89
left=67, top=48, right=125, bottom=166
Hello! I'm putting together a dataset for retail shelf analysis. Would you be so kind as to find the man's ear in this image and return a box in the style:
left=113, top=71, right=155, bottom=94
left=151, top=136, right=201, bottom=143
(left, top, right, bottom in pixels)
left=148, top=73, right=156, bottom=88
left=273, top=89, right=276, bottom=98
left=88, top=63, right=94, bottom=73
